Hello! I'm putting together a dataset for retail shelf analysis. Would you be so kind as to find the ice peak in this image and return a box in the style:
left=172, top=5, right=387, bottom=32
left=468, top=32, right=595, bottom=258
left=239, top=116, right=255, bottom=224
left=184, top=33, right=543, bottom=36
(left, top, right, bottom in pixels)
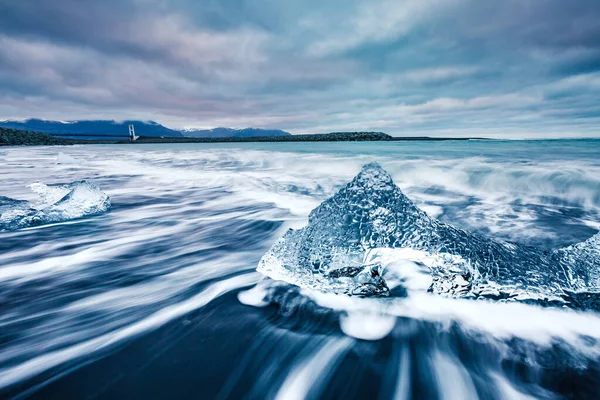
left=307, top=161, right=421, bottom=229
left=350, top=162, right=396, bottom=192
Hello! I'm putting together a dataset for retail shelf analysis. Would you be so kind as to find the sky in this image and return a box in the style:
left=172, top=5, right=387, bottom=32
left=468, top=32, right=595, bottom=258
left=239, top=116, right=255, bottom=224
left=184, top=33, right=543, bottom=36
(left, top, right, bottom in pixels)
left=1, top=0, right=599, bottom=138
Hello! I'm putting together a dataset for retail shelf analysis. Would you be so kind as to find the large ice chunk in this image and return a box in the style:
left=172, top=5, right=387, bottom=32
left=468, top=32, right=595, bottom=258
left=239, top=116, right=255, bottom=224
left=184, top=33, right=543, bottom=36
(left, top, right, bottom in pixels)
left=258, top=163, right=600, bottom=301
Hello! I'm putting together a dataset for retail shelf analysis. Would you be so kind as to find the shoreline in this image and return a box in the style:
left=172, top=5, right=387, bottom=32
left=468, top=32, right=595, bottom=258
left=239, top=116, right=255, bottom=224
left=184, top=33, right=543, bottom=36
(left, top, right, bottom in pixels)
left=100, top=135, right=489, bottom=144
left=2, top=128, right=491, bottom=146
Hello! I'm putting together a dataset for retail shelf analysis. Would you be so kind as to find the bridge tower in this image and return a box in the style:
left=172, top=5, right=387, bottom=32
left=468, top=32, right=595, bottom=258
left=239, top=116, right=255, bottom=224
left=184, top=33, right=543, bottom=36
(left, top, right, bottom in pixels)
left=128, top=124, right=138, bottom=141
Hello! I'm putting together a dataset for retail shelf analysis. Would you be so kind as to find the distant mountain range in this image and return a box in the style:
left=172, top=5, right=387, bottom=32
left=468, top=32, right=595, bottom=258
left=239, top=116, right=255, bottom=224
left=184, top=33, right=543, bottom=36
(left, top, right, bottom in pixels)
left=181, top=127, right=291, bottom=138
left=0, top=119, right=183, bottom=139
left=0, top=119, right=291, bottom=139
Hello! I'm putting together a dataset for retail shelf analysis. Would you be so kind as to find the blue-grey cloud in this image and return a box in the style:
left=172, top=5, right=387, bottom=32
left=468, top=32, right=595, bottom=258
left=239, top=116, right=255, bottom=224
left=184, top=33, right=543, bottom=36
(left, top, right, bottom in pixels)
left=0, top=0, right=599, bottom=137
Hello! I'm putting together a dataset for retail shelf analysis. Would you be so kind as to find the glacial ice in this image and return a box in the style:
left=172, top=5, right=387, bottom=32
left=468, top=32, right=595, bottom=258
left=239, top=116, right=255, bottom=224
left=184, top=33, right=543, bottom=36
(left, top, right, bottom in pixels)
left=258, top=163, right=600, bottom=302
left=0, top=180, right=111, bottom=230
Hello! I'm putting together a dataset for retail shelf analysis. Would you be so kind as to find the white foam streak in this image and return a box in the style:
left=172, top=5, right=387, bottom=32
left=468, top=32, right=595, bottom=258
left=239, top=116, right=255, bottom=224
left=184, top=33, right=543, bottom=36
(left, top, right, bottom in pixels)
left=0, top=223, right=186, bottom=282
left=431, top=351, right=478, bottom=400
left=306, top=289, right=600, bottom=353
left=0, top=273, right=259, bottom=390
left=393, top=344, right=411, bottom=400
left=274, top=337, right=353, bottom=400
left=492, top=373, right=538, bottom=400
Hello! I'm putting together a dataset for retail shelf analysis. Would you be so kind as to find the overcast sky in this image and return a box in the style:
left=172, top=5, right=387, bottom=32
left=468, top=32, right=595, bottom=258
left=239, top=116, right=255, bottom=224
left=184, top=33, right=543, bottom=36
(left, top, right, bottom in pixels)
left=1, top=0, right=599, bottom=137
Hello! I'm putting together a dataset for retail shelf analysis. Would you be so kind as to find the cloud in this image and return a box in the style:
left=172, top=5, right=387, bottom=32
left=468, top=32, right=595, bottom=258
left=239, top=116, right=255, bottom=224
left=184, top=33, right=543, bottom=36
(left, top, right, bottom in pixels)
left=0, top=0, right=599, bottom=137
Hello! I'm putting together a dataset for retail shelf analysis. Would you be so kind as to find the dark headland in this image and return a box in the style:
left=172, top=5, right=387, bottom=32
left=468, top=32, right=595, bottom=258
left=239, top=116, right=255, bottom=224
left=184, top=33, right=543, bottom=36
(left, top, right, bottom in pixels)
left=1, top=127, right=72, bottom=146
left=1, top=127, right=487, bottom=146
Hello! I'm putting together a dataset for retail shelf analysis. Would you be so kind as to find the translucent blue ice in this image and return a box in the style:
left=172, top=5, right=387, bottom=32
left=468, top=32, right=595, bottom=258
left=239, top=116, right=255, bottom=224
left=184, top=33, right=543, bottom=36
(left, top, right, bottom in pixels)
left=258, top=163, right=600, bottom=302
left=0, top=180, right=111, bottom=230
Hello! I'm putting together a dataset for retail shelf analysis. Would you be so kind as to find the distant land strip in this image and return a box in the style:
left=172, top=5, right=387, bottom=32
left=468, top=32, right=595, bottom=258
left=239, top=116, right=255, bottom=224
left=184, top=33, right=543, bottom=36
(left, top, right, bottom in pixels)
left=1, top=128, right=488, bottom=146
left=130, top=132, right=488, bottom=143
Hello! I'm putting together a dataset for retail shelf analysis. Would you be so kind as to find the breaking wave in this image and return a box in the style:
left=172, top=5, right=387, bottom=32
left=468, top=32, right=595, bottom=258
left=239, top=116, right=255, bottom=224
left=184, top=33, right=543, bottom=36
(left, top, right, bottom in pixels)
left=0, top=180, right=111, bottom=230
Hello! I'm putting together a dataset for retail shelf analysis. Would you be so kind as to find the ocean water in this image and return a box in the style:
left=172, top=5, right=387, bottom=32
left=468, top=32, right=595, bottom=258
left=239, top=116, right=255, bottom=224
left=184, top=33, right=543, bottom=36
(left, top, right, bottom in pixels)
left=1, top=139, right=599, bottom=399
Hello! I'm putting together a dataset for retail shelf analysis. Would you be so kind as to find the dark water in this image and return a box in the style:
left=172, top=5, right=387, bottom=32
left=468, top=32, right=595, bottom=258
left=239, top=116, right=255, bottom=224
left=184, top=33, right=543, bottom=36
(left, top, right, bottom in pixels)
left=1, top=140, right=600, bottom=399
